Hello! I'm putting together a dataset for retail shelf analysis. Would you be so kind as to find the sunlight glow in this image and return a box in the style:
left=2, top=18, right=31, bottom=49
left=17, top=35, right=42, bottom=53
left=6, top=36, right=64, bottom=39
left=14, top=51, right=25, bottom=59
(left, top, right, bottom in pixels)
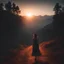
left=26, top=13, right=33, bottom=17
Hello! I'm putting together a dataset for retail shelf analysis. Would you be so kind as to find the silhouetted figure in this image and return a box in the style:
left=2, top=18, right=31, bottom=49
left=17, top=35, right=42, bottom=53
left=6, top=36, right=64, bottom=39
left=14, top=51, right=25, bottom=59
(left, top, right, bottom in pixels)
left=54, top=3, right=61, bottom=15
left=5, top=1, right=12, bottom=12
left=0, top=3, right=4, bottom=11
left=32, top=34, right=41, bottom=56
left=32, top=34, right=41, bottom=64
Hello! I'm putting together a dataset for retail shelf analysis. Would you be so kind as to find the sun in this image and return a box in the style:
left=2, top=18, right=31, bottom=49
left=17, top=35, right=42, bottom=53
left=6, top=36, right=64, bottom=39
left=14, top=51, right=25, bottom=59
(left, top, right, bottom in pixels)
left=26, top=13, right=33, bottom=17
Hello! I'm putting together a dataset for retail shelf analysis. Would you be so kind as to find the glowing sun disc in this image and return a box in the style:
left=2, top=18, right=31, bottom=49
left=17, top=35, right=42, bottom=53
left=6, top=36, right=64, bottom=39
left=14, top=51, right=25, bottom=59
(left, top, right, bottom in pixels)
left=26, top=13, right=32, bottom=17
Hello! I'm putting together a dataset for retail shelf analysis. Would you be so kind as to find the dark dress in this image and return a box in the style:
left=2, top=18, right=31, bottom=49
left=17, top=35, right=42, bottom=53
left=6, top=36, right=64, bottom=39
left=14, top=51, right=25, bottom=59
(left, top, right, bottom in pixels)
left=32, top=34, right=41, bottom=56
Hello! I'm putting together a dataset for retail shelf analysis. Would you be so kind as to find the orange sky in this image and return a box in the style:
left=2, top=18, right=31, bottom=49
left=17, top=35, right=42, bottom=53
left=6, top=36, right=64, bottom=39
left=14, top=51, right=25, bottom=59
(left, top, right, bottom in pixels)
left=1, top=0, right=63, bottom=16
left=18, top=3, right=54, bottom=16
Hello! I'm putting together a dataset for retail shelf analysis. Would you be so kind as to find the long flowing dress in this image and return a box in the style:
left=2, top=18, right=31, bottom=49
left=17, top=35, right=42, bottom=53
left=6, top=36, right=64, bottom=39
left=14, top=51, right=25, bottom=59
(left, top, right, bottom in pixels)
left=32, top=34, right=41, bottom=56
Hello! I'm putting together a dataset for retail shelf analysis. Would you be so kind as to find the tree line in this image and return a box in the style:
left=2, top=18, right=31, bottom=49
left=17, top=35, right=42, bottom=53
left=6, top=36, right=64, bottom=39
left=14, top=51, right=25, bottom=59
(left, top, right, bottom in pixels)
left=53, top=3, right=64, bottom=37
left=54, top=3, right=64, bottom=15
left=0, top=1, right=21, bottom=15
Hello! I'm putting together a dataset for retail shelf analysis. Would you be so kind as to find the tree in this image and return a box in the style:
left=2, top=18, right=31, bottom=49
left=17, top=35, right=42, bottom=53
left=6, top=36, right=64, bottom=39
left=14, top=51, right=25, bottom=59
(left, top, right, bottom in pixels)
left=0, top=3, right=4, bottom=11
left=5, top=1, right=12, bottom=12
left=53, top=3, right=61, bottom=15
left=15, top=6, right=21, bottom=14
left=12, top=3, right=16, bottom=13
left=12, top=3, right=21, bottom=15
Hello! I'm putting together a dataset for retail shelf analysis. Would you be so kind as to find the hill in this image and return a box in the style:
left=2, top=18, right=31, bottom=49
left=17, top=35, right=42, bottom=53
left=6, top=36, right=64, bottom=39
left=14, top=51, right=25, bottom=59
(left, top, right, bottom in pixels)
left=36, top=23, right=54, bottom=43
left=23, top=15, right=53, bottom=31
left=0, top=10, right=24, bottom=55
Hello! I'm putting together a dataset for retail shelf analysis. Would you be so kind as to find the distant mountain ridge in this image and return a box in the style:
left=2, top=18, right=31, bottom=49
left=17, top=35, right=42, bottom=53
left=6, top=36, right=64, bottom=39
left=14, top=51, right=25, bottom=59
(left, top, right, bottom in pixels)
left=37, top=23, right=54, bottom=43
left=22, top=15, right=53, bottom=33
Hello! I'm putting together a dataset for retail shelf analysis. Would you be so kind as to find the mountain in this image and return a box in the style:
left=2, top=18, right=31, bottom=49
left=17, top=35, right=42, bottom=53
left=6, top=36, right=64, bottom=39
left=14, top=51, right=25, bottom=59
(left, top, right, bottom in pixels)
left=22, top=15, right=53, bottom=35
left=37, top=23, right=55, bottom=43
left=37, top=12, right=64, bottom=43
left=0, top=10, right=25, bottom=56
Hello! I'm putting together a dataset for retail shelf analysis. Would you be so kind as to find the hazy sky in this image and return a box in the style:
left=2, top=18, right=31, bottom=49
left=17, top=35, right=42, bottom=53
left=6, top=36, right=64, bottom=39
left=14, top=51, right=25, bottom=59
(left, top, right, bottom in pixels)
left=0, top=0, right=64, bottom=16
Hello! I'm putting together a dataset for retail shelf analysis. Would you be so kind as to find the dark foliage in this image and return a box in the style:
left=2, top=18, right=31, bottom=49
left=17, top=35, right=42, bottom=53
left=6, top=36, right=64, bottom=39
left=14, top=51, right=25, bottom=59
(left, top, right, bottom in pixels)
left=0, top=3, right=4, bottom=11
left=53, top=3, right=61, bottom=15
left=0, top=1, right=22, bottom=57
left=5, top=1, right=12, bottom=12
left=12, top=3, right=21, bottom=14
left=0, top=2, right=32, bottom=64
left=53, top=3, right=64, bottom=37
left=37, top=3, right=64, bottom=42
left=0, top=10, right=23, bottom=56
left=0, top=1, right=21, bottom=15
